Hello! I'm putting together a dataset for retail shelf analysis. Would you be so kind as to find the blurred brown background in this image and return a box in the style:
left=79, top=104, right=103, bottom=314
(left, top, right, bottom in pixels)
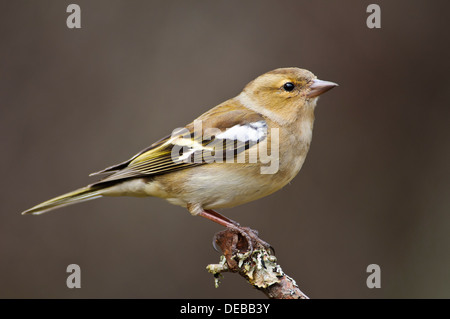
left=1, top=0, right=449, bottom=298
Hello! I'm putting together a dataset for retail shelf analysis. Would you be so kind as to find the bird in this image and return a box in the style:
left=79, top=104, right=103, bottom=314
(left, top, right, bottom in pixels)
left=22, top=67, right=337, bottom=247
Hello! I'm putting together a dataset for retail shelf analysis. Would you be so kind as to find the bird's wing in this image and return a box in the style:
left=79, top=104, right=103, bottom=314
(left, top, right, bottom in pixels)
left=89, top=105, right=267, bottom=186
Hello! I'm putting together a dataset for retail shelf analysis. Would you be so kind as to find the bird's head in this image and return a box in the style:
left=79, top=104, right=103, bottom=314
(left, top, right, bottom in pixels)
left=239, top=67, right=338, bottom=124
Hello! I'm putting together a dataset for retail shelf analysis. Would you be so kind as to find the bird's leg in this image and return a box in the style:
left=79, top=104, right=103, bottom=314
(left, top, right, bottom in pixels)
left=198, top=209, right=272, bottom=254
left=201, top=209, right=241, bottom=227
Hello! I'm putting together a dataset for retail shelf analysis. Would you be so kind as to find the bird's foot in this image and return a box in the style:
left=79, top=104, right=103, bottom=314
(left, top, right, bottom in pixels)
left=213, top=225, right=274, bottom=257
left=196, top=208, right=274, bottom=255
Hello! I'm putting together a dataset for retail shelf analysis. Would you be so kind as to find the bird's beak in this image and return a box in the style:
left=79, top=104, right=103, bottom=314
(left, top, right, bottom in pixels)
left=307, top=79, right=338, bottom=98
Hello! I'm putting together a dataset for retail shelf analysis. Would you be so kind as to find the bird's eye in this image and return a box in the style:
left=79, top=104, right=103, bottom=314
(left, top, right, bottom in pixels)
left=283, top=82, right=295, bottom=92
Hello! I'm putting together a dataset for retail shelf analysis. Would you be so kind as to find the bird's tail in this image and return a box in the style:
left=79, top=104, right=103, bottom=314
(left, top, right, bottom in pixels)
left=21, top=185, right=106, bottom=215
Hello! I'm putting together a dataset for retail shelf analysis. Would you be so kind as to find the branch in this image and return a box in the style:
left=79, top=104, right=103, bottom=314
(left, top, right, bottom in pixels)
left=206, top=228, right=309, bottom=299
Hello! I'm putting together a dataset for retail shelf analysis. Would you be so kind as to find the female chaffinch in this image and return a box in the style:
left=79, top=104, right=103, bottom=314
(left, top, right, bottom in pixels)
left=22, top=67, right=337, bottom=239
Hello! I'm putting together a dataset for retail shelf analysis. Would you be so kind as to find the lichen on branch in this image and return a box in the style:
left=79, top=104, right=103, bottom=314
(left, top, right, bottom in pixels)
left=206, top=227, right=309, bottom=299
